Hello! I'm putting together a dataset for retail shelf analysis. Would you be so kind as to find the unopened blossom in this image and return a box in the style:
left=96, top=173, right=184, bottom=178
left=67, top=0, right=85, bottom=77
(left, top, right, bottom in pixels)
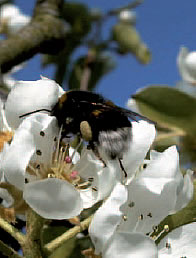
left=0, top=4, right=30, bottom=35
left=158, top=222, right=196, bottom=258
left=118, top=10, right=136, bottom=24
left=177, top=47, right=196, bottom=84
left=176, top=47, right=196, bottom=96
left=89, top=146, right=193, bottom=257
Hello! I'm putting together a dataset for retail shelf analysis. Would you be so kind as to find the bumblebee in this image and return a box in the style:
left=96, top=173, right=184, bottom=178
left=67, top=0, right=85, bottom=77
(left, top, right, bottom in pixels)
left=51, top=90, right=148, bottom=160
left=20, top=90, right=151, bottom=173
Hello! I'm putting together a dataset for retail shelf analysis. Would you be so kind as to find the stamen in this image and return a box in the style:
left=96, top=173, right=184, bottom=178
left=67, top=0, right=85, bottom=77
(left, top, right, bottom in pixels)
left=70, top=138, right=83, bottom=160
left=139, top=214, right=144, bottom=220
left=65, top=156, right=72, bottom=163
left=76, top=181, right=91, bottom=189
left=48, top=173, right=56, bottom=178
left=165, top=242, right=171, bottom=249
left=92, top=187, right=98, bottom=192
left=128, top=201, right=135, bottom=208
left=88, top=177, right=94, bottom=183
left=132, top=214, right=144, bottom=232
left=54, top=125, right=63, bottom=163
left=40, top=131, right=45, bottom=137
left=70, top=171, right=79, bottom=180
left=147, top=212, right=152, bottom=218
left=36, top=150, right=42, bottom=156
left=122, top=215, right=127, bottom=221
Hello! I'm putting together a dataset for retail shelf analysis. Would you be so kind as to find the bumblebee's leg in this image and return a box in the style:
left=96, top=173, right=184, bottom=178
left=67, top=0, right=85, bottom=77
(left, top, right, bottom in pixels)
left=87, top=143, right=107, bottom=168
left=118, top=158, right=127, bottom=178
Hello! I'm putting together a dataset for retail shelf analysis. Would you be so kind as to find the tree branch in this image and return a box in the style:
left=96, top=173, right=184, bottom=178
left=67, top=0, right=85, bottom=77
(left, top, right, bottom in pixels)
left=0, top=0, right=67, bottom=73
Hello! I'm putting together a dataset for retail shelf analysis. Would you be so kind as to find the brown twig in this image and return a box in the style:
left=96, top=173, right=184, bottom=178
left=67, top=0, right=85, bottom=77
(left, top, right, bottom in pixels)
left=0, top=0, right=67, bottom=73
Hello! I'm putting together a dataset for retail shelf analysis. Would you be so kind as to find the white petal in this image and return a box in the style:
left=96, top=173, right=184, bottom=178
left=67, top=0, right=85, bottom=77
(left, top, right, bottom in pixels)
left=142, top=146, right=180, bottom=180
left=5, top=78, right=61, bottom=129
left=122, top=120, right=156, bottom=183
left=103, top=232, right=157, bottom=258
left=126, top=98, right=141, bottom=114
left=21, top=114, right=59, bottom=164
left=2, top=127, right=35, bottom=190
left=23, top=178, right=83, bottom=219
left=158, top=222, right=196, bottom=258
left=0, top=188, right=13, bottom=207
left=173, top=170, right=194, bottom=212
left=89, top=183, right=127, bottom=254
left=119, top=178, right=177, bottom=234
left=76, top=149, right=121, bottom=208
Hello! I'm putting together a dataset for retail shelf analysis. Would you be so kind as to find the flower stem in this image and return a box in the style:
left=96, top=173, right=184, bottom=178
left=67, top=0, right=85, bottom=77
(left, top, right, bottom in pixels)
left=0, top=239, right=23, bottom=258
left=21, top=208, right=46, bottom=258
left=0, top=217, right=25, bottom=244
left=44, top=214, right=93, bottom=254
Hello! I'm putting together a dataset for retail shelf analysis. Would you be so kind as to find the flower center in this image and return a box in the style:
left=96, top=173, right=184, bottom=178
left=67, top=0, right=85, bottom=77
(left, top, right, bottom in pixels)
left=26, top=131, right=93, bottom=191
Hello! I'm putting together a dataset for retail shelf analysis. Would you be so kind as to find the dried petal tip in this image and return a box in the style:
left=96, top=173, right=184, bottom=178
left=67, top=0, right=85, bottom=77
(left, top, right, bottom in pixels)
left=0, top=131, right=13, bottom=151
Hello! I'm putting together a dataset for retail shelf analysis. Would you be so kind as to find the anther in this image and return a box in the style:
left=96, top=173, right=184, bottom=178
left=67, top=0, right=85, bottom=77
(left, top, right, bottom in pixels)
left=25, top=178, right=29, bottom=183
left=70, top=171, right=78, bottom=180
left=48, top=174, right=55, bottom=178
left=164, top=225, right=169, bottom=232
left=92, top=187, right=98, bottom=191
left=152, top=225, right=158, bottom=232
left=88, top=177, right=94, bottom=182
left=122, top=215, right=128, bottom=221
left=40, top=131, right=45, bottom=137
left=165, top=242, right=171, bottom=249
left=128, top=201, right=135, bottom=208
left=139, top=214, right=144, bottom=220
left=36, top=150, right=42, bottom=156
left=65, top=156, right=72, bottom=163
left=147, top=212, right=152, bottom=218
left=36, top=164, right=40, bottom=169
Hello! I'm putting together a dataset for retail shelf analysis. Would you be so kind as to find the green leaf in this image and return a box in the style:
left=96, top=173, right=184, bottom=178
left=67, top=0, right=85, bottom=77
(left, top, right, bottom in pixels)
left=112, top=22, right=151, bottom=64
left=133, top=86, right=196, bottom=136
left=62, top=2, right=91, bottom=37
left=68, top=55, right=116, bottom=91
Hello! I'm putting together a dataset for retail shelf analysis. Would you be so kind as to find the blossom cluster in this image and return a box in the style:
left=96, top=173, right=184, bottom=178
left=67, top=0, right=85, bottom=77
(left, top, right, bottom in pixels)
left=0, top=77, right=194, bottom=257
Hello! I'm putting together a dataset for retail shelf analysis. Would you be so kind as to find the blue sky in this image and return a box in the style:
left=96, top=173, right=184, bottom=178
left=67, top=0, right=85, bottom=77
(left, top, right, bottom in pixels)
left=14, top=0, right=196, bottom=107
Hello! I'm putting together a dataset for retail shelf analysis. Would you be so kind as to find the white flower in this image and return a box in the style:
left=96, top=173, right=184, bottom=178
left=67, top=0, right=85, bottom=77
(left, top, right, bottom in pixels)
left=89, top=146, right=193, bottom=257
left=177, top=46, right=196, bottom=84
left=1, top=78, right=157, bottom=221
left=158, top=222, right=196, bottom=258
left=0, top=113, right=83, bottom=219
left=0, top=4, right=30, bottom=35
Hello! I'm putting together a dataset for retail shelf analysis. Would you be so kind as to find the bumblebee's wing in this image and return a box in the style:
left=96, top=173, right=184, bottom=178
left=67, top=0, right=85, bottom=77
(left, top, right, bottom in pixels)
left=114, top=106, right=154, bottom=124
left=80, top=100, right=153, bottom=124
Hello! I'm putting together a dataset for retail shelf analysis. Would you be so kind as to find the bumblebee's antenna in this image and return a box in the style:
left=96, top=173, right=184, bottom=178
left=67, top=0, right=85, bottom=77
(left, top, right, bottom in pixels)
left=19, top=109, right=51, bottom=118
